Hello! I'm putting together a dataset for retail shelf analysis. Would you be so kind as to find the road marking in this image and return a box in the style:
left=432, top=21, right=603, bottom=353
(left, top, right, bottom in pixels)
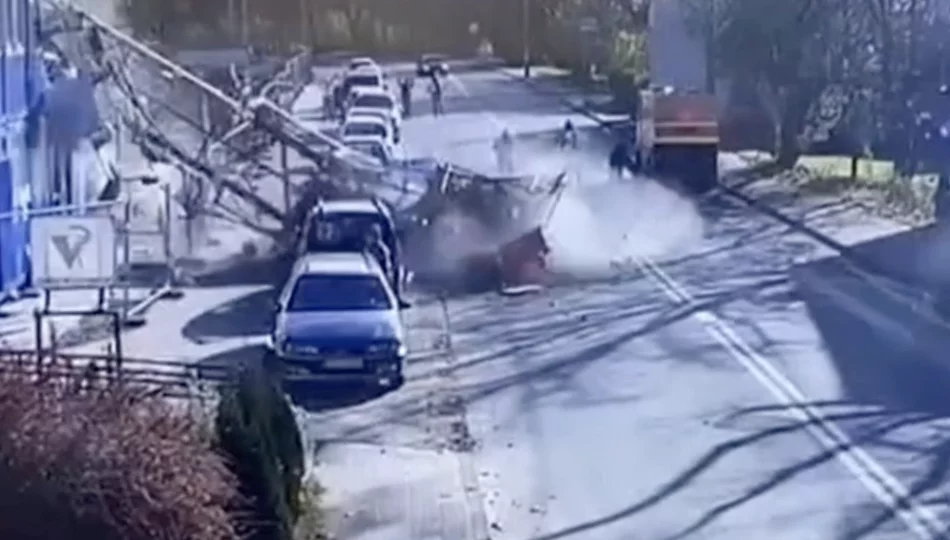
left=447, top=67, right=945, bottom=535
left=634, top=254, right=946, bottom=539
left=486, top=67, right=946, bottom=537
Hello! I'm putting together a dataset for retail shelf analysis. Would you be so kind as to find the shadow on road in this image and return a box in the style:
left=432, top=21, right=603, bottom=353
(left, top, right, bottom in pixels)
left=531, top=401, right=944, bottom=540
left=792, top=228, right=950, bottom=415
left=182, top=287, right=277, bottom=343
left=195, top=343, right=395, bottom=413
left=187, top=253, right=294, bottom=288
left=283, top=378, right=393, bottom=413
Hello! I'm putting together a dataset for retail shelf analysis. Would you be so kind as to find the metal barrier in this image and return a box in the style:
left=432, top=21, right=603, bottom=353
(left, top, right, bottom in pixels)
left=0, top=347, right=232, bottom=400
left=0, top=192, right=184, bottom=354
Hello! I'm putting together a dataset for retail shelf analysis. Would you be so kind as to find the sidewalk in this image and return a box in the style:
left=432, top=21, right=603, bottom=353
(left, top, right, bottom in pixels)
left=499, top=67, right=631, bottom=125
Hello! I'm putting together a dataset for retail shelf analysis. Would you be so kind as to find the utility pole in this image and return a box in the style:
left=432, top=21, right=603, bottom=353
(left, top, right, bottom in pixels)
left=522, top=0, right=531, bottom=78
left=241, top=0, right=250, bottom=46
left=228, top=0, right=236, bottom=41
left=280, top=143, right=290, bottom=215
left=300, top=0, right=309, bottom=46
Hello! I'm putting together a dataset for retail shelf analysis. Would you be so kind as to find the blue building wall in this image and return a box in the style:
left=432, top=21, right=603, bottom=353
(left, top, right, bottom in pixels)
left=1, top=0, right=45, bottom=296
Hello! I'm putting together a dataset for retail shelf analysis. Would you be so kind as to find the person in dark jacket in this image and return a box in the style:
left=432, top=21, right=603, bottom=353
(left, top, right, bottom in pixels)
left=429, top=77, right=444, bottom=116
left=559, top=119, right=577, bottom=149
left=364, top=224, right=411, bottom=308
left=609, top=140, right=629, bottom=179
left=332, top=84, right=346, bottom=119
left=399, top=77, right=414, bottom=117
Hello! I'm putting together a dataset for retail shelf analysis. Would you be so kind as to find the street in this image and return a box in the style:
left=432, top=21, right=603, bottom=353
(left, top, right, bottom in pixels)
left=297, top=67, right=950, bottom=539
left=28, top=62, right=950, bottom=538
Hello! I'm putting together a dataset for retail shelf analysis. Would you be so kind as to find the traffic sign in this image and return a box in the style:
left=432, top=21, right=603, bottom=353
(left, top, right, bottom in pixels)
left=31, top=215, right=117, bottom=289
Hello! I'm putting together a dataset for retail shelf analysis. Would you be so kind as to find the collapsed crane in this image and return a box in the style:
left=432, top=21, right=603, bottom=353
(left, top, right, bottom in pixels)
left=47, top=0, right=565, bottom=295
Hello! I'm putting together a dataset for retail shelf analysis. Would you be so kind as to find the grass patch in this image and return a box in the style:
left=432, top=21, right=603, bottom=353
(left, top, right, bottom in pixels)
left=787, top=155, right=939, bottom=224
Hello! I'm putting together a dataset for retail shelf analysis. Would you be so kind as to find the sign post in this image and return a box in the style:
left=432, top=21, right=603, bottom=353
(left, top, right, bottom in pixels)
left=31, top=215, right=117, bottom=290
left=30, top=215, right=125, bottom=369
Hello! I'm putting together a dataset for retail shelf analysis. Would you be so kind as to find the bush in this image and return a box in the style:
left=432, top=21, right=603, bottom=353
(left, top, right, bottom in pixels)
left=216, top=360, right=306, bottom=540
left=293, top=476, right=328, bottom=540
left=0, top=365, right=240, bottom=540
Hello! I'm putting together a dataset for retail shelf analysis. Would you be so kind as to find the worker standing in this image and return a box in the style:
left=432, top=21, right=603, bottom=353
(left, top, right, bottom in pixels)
left=559, top=119, right=578, bottom=149
left=609, top=140, right=629, bottom=179
left=364, top=224, right=411, bottom=309
left=332, top=83, right=346, bottom=120
left=494, top=129, right=515, bottom=173
left=399, top=77, right=414, bottom=117
left=429, top=77, right=444, bottom=116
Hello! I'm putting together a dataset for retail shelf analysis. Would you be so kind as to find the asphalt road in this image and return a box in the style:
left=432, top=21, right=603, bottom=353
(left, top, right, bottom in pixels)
left=295, top=65, right=950, bottom=539
left=50, top=61, right=950, bottom=539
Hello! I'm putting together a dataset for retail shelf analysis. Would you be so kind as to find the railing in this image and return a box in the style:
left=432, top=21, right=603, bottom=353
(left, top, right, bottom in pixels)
left=0, top=347, right=233, bottom=400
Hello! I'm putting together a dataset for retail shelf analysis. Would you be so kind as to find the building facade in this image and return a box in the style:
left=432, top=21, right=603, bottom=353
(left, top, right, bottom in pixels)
left=1, top=0, right=44, bottom=296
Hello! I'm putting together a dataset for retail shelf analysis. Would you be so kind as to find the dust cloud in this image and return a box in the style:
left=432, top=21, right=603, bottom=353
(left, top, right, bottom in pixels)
left=518, top=140, right=707, bottom=280
left=412, top=131, right=707, bottom=283
left=543, top=179, right=705, bottom=278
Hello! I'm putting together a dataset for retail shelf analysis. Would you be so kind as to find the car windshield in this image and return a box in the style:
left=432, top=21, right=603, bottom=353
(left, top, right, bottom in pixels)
left=353, top=94, right=392, bottom=109
left=287, top=274, right=391, bottom=311
left=343, top=122, right=386, bottom=137
left=346, top=75, right=380, bottom=89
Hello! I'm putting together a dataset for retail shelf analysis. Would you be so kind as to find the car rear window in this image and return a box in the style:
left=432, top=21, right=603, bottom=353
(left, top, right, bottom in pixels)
left=306, top=213, right=388, bottom=251
left=343, top=122, right=386, bottom=137
left=353, top=94, right=393, bottom=109
left=346, top=75, right=380, bottom=89
left=347, top=111, right=387, bottom=123
left=288, top=274, right=391, bottom=311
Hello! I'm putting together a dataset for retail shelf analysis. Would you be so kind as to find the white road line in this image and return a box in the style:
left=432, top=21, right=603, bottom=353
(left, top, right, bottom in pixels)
left=636, top=254, right=946, bottom=539
left=477, top=67, right=946, bottom=537
left=448, top=67, right=946, bottom=536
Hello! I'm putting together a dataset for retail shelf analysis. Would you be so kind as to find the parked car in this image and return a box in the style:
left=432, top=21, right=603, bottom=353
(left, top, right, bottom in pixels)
left=342, top=134, right=396, bottom=168
left=344, top=107, right=394, bottom=128
left=340, top=68, right=385, bottom=100
left=344, top=87, right=402, bottom=137
left=341, top=114, right=398, bottom=146
left=268, top=251, right=407, bottom=388
left=296, top=197, right=401, bottom=278
left=416, top=53, right=449, bottom=77
left=348, top=57, right=378, bottom=72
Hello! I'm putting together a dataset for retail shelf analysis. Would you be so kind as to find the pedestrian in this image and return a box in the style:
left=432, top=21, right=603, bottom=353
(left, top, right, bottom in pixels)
left=332, top=83, right=346, bottom=120
left=364, top=224, right=411, bottom=308
left=609, top=140, right=629, bottom=179
left=559, top=119, right=577, bottom=149
left=429, top=77, right=444, bottom=116
left=399, top=77, right=414, bottom=117
left=494, top=129, right=515, bottom=173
